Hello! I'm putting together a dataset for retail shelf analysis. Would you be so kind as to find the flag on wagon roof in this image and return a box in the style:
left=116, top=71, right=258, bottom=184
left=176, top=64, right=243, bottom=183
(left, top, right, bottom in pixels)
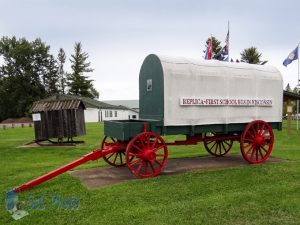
left=204, top=36, right=213, bottom=60
left=283, top=46, right=298, bottom=67
left=214, top=29, right=229, bottom=61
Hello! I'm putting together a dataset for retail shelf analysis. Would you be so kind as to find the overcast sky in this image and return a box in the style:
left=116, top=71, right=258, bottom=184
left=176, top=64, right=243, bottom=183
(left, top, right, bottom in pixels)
left=0, top=0, right=299, bottom=100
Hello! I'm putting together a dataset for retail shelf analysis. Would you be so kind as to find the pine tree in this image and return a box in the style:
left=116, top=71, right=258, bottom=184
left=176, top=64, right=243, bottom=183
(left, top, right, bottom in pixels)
left=205, top=36, right=222, bottom=57
left=57, top=48, right=66, bottom=94
left=285, top=83, right=292, bottom=92
left=67, top=42, right=99, bottom=98
left=240, top=47, right=268, bottom=65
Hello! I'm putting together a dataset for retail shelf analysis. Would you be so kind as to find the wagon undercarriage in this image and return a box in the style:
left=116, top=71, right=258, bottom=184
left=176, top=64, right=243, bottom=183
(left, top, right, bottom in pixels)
left=13, top=119, right=276, bottom=193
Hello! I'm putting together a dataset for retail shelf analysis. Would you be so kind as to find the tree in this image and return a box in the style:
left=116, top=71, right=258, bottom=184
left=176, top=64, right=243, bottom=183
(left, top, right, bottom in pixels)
left=285, top=83, right=292, bottom=92
left=0, top=36, right=58, bottom=120
left=240, top=47, right=268, bottom=65
left=57, top=48, right=67, bottom=94
left=292, top=86, right=299, bottom=94
left=67, top=42, right=99, bottom=99
left=205, top=36, right=222, bottom=57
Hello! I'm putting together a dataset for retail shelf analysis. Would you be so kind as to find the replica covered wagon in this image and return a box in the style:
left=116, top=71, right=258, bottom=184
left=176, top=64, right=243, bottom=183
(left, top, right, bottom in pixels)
left=12, top=54, right=283, bottom=193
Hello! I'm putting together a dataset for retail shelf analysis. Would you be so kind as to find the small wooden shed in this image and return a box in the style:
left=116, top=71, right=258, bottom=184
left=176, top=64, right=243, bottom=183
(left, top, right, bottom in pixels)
left=31, top=99, right=86, bottom=141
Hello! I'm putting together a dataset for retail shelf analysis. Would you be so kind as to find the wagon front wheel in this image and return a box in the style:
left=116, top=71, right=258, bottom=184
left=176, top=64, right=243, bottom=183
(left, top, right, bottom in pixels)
left=126, top=132, right=168, bottom=178
left=240, top=120, right=274, bottom=164
left=101, top=136, right=126, bottom=167
left=203, top=132, right=233, bottom=157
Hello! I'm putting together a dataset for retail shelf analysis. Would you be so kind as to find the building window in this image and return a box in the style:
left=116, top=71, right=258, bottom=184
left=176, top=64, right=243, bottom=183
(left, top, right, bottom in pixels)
left=132, top=115, right=136, bottom=119
left=110, top=111, right=112, bottom=117
left=115, top=111, right=117, bottom=117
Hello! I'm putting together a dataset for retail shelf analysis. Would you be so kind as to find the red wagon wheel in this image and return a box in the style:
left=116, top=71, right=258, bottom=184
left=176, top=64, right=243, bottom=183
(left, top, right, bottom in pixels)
left=203, top=132, right=233, bottom=157
left=126, top=132, right=168, bottom=178
left=101, top=136, right=126, bottom=167
left=240, top=120, right=274, bottom=164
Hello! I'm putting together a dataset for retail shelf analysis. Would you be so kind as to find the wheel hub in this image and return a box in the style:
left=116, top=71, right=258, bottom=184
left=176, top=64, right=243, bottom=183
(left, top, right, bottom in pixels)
left=142, top=150, right=156, bottom=161
left=253, top=135, right=264, bottom=146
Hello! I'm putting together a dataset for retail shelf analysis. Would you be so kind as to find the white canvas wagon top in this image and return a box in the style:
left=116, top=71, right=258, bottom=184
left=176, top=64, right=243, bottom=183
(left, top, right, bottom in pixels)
left=139, top=54, right=283, bottom=126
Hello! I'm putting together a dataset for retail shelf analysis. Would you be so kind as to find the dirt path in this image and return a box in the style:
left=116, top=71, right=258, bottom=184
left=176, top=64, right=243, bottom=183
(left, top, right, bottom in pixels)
left=68, top=154, right=286, bottom=189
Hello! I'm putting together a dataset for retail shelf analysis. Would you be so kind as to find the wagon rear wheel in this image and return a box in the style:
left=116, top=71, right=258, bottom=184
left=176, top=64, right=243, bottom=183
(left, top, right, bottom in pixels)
left=101, top=136, right=126, bottom=167
left=240, top=120, right=274, bottom=164
left=126, top=132, right=168, bottom=178
left=203, top=132, right=233, bottom=157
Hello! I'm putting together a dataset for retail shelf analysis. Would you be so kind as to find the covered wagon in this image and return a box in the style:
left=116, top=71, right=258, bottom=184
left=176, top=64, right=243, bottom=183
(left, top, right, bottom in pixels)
left=103, top=54, right=283, bottom=176
left=13, top=54, right=283, bottom=193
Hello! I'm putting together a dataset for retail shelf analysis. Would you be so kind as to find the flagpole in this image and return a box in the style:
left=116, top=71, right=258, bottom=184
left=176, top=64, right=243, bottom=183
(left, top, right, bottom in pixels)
left=228, top=20, right=230, bottom=62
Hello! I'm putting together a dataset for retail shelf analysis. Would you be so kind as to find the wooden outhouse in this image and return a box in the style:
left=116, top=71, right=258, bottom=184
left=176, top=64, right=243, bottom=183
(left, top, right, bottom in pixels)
left=31, top=99, right=86, bottom=141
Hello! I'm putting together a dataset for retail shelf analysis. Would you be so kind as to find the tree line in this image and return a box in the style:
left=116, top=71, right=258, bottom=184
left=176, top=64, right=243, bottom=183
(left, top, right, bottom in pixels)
left=0, top=36, right=99, bottom=121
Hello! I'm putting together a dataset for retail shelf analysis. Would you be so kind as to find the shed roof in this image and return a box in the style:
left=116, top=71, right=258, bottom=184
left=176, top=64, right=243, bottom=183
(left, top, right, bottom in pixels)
left=43, top=95, right=138, bottom=112
left=32, top=99, right=85, bottom=112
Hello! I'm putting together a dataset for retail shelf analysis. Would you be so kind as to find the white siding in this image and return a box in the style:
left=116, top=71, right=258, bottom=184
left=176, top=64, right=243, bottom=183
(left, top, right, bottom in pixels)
left=84, top=108, right=139, bottom=122
left=84, top=108, right=100, bottom=122
left=101, top=109, right=139, bottom=121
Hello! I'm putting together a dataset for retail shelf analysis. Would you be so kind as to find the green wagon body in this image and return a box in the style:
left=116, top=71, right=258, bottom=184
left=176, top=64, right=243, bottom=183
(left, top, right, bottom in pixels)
left=104, top=119, right=281, bottom=141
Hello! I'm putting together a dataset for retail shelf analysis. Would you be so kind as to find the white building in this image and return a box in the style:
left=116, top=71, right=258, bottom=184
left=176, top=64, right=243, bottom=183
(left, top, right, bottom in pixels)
left=45, top=95, right=139, bottom=123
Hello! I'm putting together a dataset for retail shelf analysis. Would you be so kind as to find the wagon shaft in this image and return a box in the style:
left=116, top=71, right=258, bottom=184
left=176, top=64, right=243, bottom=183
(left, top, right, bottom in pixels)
left=13, top=143, right=127, bottom=193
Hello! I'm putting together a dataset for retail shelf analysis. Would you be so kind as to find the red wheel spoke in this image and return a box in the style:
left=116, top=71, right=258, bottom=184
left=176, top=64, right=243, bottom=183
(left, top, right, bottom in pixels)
left=132, top=144, right=143, bottom=152
left=243, top=143, right=252, bottom=149
left=251, top=126, right=257, bottom=136
left=245, top=145, right=254, bottom=155
left=144, top=162, right=148, bottom=175
left=120, top=152, right=123, bottom=164
left=205, top=140, right=214, bottom=144
left=154, top=160, right=162, bottom=167
left=256, top=148, right=258, bottom=161
left=224, top=140, right=230, bottom=146
left=149, top=161, right=155, bottom=171
left=261, top=129, right=269, bottom=137
left=259, top=124, right=266, bottom=135
left=221, top=142, right=226, bottom=153
left=258, top=147, right=264, bottom=159
left=128, top=153, right=142, bottom=157
left=247, top=131, right=255, bottom=139
left=139, top=137, right=146, bottom=149
left=106, top=153, right=114, bottom=160
left=244, top=138, right=254, bottom=143
left=261, top=145, right=268, bottom=153
left=153, top=145, right=164, bottom=152
left=136, top=161, right=145, bottom=174
left=209, top=141, right=217, bottom=152
left=250, top=147, right=256, bottom=160
left=113, top=152, right=118, bottom=164
left=146, top=135, right=151, bottom=148
left=151, top=138, right=159, bottom=148
left=130, top=158, right=142, bottom=166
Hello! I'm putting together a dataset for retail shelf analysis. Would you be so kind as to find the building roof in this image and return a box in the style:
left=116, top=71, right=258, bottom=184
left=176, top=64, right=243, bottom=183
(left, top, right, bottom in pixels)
left=103, top=100, right=139, bottom=109
left=43, top=95, right=138, bottom=112
left=283, top=90, right=300, bottom=100
left=32, top=99, right=85, bottom=112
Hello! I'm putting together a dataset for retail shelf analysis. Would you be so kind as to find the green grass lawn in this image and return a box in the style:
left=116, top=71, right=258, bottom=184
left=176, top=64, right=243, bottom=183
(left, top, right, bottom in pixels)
left=1, top=121, right=300, bottom=224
